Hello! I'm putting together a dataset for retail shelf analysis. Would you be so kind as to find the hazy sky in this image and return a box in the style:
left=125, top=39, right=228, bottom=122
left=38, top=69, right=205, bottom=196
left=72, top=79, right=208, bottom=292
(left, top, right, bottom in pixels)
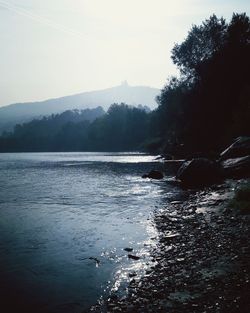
left=0, top=0, right=249, bottom=107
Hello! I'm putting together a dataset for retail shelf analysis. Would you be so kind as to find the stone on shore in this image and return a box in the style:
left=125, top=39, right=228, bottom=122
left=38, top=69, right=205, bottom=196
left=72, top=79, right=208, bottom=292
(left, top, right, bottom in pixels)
left=176, top=158, right=221, bottom=187
left=128, top=254, right=140, bottom=260
left=124, top=247, right=133, bottom=252
left=142, top=170, right=164, bottom=179
left=221, top=155, right=250, bottom=178
left=220, top=136, right=250, bottom=160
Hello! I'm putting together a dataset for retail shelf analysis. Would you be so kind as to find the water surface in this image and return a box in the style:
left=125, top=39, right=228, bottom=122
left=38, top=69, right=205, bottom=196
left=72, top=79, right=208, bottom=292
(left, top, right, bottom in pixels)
left=0, top=152, right=178, bottom=312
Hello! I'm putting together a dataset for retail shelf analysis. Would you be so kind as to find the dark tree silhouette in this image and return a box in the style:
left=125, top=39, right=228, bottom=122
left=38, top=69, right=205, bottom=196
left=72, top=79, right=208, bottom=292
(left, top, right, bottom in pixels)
left=171, top=15, right=227, bottom=79
left=155, top=13, right=250, bottom=157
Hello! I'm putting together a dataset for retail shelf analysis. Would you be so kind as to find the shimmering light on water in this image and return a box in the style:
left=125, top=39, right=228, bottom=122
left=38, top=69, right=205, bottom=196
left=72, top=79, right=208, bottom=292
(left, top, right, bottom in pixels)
left=110, top=219, right=158, bottom=294
left=0, top=152, right=176, bottom=312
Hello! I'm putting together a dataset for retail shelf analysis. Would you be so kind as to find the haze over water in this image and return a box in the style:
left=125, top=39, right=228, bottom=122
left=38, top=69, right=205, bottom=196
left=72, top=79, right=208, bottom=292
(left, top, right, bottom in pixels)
left=0, top=152, right=180, bottom=312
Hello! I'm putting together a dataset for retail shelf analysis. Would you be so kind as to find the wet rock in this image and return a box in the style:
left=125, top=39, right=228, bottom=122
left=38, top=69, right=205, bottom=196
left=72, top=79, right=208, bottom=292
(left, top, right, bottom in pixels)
left=142, top=170, right=164, bottom=179
left=155, top=155, right=163, bottom=160
left=160, top=233, right=180, bottom=243
left=124, top=247, right=133, bottom=252
left=171, top=201, right=182, bottom=205
left=221, top=156, right=250, bottom=178
left=176, top=258, right=185, bottom=263
left=84, top=257, right=100, bottom=267
left=176, top=158, right=221, bottom=187
left=128, top=254, right=140, bottom=260
left=164, top=232, right=180, bottom=239
left=220, top=137, right=250, bottom=160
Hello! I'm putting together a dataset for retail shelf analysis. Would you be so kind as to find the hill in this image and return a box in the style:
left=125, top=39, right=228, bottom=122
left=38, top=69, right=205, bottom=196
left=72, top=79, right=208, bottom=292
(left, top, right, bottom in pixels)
left=0, top=82, right=159, bottom=133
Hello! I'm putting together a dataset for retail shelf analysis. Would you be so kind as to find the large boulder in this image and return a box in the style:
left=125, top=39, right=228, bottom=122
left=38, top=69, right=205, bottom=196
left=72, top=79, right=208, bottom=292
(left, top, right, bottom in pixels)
left=142, top=170, right=164, bottom=179
left=221, top=156, right=250, bottom=178
left=176, top=158, right=221, bottom=187
left=220, top=137, right=250, bottom=160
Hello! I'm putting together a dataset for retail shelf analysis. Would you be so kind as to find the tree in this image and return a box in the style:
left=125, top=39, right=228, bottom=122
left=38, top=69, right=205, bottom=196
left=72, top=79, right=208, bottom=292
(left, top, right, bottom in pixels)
left=156, top=13, right=250, bottom=156
left=171, top=15, right=227, bottom=79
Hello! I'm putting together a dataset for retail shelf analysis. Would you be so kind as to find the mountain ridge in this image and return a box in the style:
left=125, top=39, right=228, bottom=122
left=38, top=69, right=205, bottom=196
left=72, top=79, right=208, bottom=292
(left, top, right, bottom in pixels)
left=0, top=83, right=159, bottom=133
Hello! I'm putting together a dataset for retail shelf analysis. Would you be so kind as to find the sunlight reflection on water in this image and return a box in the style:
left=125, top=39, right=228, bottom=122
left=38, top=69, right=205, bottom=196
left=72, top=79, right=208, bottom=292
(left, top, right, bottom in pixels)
left=109, top=220, right=158, bottom=295
left=0, top=152, right=176, bottom=312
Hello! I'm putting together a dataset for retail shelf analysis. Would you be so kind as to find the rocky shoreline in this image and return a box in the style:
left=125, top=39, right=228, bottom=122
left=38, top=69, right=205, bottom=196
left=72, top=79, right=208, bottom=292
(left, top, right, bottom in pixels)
left=90, top=179, right=250, bottom=312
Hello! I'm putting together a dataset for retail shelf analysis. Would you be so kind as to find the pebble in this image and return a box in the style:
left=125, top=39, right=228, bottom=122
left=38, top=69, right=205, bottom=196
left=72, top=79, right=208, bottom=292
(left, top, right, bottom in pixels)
left=128, top=254, right=140, bottom=260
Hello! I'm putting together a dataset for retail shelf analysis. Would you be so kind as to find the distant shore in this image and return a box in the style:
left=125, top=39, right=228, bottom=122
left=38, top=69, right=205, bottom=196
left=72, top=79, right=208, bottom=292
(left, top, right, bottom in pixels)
left=91, top=179, right=250, bottom=312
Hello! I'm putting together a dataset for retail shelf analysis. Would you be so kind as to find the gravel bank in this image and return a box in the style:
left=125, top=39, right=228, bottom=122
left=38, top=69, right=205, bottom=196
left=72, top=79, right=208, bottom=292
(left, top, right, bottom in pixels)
left=91, top=179, right=250, bottom=313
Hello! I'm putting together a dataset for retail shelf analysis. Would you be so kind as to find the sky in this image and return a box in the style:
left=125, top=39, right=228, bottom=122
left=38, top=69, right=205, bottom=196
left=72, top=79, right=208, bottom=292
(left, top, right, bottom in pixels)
left=0, top=0, right=249, bottom=107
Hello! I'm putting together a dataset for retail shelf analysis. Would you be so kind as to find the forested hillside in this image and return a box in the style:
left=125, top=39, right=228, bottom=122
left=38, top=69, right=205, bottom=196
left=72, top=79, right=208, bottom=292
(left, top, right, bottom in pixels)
left=0, top=83, right=159, bottom=133
left=0, top=104, right=150, bottom=152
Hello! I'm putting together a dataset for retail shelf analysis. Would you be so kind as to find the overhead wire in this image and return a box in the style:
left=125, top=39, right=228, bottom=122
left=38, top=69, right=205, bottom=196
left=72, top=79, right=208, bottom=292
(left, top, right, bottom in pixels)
left=0, top=0, right=85, bottom=39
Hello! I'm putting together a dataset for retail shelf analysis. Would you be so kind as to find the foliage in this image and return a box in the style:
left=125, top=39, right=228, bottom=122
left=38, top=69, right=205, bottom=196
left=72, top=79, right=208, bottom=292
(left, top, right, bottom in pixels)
left=156, top=13, right=250, bottom=156
left=0, top=104, right=150, bottom=152
left=172, top=15, right=227, bottom=79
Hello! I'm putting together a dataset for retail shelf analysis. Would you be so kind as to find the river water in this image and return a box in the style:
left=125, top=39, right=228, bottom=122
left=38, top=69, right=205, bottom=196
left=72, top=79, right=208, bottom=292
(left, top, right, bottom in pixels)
left=0, top=152, right=180, bottom=312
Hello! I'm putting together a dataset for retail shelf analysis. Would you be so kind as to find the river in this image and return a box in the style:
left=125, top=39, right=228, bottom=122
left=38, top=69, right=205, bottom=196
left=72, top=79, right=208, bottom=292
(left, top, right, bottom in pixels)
left=0, top=152, right=180, bottom=312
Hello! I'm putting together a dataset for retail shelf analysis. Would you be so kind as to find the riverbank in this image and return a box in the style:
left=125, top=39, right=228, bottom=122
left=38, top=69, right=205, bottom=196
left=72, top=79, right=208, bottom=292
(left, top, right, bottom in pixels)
left=91, top=178, right=250, bottom=312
